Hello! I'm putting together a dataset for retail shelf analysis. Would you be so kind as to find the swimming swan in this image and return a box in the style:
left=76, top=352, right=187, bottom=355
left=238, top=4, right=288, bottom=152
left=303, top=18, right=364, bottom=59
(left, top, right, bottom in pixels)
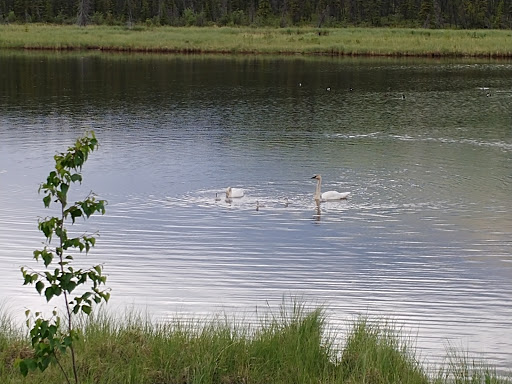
left=226, top=187, right=244, bottom=198
left=311, top=174, right=350, bottom=201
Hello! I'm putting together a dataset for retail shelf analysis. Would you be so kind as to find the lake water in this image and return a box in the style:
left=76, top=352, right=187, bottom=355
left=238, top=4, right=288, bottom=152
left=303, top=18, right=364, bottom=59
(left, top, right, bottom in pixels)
left=0, top=52, right=511, bottom=372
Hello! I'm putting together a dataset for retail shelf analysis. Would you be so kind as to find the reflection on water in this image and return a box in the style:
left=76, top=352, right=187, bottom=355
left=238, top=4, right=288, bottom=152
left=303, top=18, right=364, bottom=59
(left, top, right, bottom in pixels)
left=1, top=52, right=511, bottom=371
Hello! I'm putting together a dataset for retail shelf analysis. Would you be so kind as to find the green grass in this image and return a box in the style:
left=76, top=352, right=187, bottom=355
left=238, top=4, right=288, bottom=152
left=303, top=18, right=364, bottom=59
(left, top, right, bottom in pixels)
left=339, top=317, right=428, bottom=383
left=0, top=301, right=510, bottom=384
left=1, top=24, right=512, bottom=57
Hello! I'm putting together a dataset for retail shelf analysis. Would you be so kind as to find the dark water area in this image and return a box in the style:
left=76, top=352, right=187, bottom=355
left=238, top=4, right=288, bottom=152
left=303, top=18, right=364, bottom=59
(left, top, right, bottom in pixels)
left=1, top=51, right=511, bottom=371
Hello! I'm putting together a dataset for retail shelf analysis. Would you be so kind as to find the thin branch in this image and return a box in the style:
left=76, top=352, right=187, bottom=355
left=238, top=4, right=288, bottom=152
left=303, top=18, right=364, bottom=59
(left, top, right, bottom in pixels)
left=54, top=352, right=72, bottom=384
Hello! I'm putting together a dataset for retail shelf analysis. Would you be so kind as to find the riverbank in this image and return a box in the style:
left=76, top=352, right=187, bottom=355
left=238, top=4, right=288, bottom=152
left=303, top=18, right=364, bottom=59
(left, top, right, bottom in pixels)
left=1, top=24, right=512, bottom=57
left=0, top=303, right=510, bottom=384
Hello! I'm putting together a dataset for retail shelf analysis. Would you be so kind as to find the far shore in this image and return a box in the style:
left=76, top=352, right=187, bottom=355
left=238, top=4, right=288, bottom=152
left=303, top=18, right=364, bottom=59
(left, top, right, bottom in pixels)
left=1, top=24, right=512, bottom=58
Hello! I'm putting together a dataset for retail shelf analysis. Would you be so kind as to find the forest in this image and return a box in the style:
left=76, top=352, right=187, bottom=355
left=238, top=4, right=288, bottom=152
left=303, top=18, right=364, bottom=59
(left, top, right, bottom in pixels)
left=1, top=0, right=511, bottom=29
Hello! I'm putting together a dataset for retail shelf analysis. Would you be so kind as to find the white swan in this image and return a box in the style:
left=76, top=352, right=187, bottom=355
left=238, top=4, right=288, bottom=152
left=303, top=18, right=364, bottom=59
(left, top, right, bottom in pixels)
left=311, top=174, right=350, bottom=201
left=226, top=187, right=244, bottom=198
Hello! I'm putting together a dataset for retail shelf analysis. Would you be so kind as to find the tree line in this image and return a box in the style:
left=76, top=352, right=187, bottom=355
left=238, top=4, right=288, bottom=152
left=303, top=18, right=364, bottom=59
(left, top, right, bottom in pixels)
left=1, top=0, right=511, bottom=29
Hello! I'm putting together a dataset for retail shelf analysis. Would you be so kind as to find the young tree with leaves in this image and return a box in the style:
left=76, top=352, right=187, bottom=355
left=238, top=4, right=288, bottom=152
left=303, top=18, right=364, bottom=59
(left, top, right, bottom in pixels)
left=19, top=132, right=109, bottom=384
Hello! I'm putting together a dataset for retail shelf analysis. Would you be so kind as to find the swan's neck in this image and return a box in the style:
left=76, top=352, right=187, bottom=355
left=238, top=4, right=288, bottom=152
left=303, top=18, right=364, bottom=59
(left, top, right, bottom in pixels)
left=314, top=178, right=322, bottom=201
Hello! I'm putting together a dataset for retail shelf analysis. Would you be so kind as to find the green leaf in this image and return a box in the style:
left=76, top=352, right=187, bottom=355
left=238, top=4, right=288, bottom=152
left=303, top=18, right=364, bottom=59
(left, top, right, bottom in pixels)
left=22, top=272, right=32, bottom=286
left=19, top=359, right=29, bottom=376
left=43, top=194, right=51, bottom=208
left=44, top=271, right=54, bottom=283
left=41, top=250, right=53, bottom=267
left=40, top=321, right=48, bottom=337
left=40, top=355, right=52, bottom=371
left=75, top=150, right=84, bottom=167
left=70, top=208, right=83, bottom=223
left=65, top=281, right=77, bottom=293
left=48, top=324, right=58, bottom=337
left=53, top=285, right=62, bottom=297
left=63, top=335, right=73, bottom=347
left=82, top=305, right=92, bottom=315
left=44, top=287, right=54, bottom=302
left=35, top=281, right=44, bottom=294
left=71, top=173, right=82, bottom=183
left=55, top=227, right=67, bottom=241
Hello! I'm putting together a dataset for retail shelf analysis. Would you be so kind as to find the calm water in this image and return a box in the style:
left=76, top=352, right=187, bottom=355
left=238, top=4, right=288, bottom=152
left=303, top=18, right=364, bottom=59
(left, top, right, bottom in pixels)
left=1, top=52, right=511, bottom=371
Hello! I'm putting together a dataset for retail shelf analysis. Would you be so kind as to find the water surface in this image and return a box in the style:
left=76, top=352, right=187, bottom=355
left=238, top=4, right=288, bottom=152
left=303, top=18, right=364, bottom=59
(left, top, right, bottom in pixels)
left=1, top=52, right=511, bottom=370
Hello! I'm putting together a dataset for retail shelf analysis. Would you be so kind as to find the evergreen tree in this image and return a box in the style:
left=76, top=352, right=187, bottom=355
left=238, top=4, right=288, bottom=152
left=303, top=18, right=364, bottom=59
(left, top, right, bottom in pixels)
left=77, top=0, right=90, bottom=25
left=365, top=0, right=382, bottom=25
left=141, top=0, right=150, bottom=20
left=257, top=0, right=271, bottom=22
left=494, top=0, right=504, bottom=27
left=13, top=0, right=28, bottom=21
left=419, top=0, right=433, bottom=27
left=43, top=0, right=53, bottom=21
left=287, top=0, right=301, bottom=23
left=400, top=0, right=416, bottom=21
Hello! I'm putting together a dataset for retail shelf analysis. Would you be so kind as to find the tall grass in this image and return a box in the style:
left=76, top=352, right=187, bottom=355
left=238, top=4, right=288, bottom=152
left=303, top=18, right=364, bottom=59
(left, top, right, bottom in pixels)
left=0, top=302, right=510, bottom=383
left=0, top=304, right=29, bottom=382
left=1, top=24, right=512, bottom=57
left=339, top=317, right=429, bottom=383
left=433, top=343, right=510, bottom=384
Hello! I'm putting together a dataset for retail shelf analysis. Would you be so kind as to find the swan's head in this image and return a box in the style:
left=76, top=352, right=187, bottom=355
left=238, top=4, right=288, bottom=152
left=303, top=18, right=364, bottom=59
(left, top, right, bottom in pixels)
left=311, top=174, right=321, bottom=180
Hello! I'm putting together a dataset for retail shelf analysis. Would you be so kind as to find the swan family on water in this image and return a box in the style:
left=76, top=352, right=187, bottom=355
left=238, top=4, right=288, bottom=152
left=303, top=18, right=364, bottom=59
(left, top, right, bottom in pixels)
left=223, top=174, right=350, bottom=205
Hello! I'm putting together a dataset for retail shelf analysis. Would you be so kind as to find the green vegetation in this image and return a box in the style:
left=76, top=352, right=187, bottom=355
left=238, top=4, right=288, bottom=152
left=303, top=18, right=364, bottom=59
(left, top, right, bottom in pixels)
left=1, top=0, right=511, bottom=29
left=1, top=24, right=512, bottom=57
left=0, top=302, right=510, bottom=384
left=19, top=132, right=108, bottom=384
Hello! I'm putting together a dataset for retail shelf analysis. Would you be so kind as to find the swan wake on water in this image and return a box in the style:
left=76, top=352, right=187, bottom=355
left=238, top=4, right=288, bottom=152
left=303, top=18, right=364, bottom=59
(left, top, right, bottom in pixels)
left=311, top=174, right=350, bottom=201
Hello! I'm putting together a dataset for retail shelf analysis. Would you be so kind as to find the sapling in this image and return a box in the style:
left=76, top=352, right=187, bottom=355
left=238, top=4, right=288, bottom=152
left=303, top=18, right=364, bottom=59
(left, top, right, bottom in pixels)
left=19, top=131, right=109, bottom=384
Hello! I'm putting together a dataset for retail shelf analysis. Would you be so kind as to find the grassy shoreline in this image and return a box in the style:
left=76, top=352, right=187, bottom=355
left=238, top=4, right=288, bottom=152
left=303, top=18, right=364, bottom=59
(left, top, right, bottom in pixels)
left=1, top=303, right=510, bottom=384
left=1, top=24, right=512, bottom=58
